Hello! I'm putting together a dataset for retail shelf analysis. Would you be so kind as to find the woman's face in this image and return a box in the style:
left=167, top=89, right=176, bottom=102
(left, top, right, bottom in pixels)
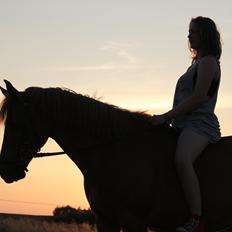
left=188, top=21, right=201, bottom=50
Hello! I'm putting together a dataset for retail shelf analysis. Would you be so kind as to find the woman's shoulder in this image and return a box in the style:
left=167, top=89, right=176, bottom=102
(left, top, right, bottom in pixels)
left=197, top=56, right=221, bottom=82
left=199, top=55, right=219, bottom=66
left=198, top=55, right=220, bottom=72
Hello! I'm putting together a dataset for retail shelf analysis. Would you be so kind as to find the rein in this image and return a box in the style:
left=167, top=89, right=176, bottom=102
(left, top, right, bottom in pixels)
left=33, top=151, right=66, bottom=158
left=0, top=151, right=66, bottom=172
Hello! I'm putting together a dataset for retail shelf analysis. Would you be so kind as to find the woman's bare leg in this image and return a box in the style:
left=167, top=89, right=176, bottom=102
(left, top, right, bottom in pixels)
left=175, top=128, right=209, bottom=216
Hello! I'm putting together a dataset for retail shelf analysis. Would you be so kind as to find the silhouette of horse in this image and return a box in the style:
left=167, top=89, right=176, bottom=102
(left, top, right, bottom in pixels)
left=0, top=80, right=231, bottom=232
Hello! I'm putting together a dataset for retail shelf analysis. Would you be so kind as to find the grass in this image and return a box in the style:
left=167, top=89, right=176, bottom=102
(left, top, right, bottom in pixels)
left=0, top=214, right=156, bottom=232
left=0, top=217, right=96, bottom=232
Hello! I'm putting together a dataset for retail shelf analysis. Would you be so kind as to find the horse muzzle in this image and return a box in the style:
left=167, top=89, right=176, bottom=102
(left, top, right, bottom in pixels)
left=0, top=164, right=27, bottom=183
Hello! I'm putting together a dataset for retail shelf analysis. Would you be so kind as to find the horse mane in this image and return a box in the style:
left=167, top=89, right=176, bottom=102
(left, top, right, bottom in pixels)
left=0, top=87, right=170, bottom=140
left=23, top=87, right=156, bottom=140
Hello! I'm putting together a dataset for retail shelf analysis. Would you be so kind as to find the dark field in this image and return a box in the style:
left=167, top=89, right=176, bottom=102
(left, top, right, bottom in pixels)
left=0, top=213, right=96, bottom=232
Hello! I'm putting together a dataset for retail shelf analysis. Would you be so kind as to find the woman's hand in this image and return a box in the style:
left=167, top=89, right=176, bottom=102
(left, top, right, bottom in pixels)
left=150, top=113, right=171, bottom=126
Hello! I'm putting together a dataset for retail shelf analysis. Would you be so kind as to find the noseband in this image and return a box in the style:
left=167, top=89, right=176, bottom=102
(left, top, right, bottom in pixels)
left=0, top=129, right=65, bottom=173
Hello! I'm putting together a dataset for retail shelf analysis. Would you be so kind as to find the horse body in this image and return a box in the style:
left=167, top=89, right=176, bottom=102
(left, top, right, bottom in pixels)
left=0, top=82, right=232, bottom=231
left=52, top=118, right=232, bottom=231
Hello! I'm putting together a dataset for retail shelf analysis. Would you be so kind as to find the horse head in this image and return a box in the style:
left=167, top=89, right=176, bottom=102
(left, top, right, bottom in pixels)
left=0, top=80, right=48, bottom=183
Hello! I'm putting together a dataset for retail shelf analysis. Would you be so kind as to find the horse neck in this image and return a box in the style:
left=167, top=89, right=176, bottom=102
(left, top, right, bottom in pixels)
left=48, top=90, right=151, bottom=143
left=41, top=89, right=152, bottom=175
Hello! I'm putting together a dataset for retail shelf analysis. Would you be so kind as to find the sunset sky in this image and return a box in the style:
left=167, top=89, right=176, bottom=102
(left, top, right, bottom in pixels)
left=0, top=0, right=232, bottom=215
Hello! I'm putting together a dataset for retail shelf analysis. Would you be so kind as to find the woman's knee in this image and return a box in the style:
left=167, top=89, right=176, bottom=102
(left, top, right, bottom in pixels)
left=174, top=153, right=192, bottom=171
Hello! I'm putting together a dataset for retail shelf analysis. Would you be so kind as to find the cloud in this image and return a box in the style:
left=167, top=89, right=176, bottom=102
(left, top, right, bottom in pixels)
left=38, top=40, right=164, bottom=74
left=50, top=63, right=115, bottom=71
left=44, top=63, right=147, bottom=72
left=101, top=41, right=142, bottom=63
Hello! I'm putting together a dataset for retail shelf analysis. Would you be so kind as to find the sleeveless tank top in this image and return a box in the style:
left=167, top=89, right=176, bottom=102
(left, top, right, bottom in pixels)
left=171, top=59, right=221, bottom=143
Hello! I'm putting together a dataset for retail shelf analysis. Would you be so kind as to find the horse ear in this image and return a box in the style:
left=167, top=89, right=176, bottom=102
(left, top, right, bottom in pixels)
left=4, top=80, right=19, bottom=97
left=0, top=86, right=8, bottom=97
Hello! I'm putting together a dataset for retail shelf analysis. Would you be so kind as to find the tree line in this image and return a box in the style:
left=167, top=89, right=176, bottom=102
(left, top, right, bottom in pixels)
left=53, top=205, right=96, bottom=225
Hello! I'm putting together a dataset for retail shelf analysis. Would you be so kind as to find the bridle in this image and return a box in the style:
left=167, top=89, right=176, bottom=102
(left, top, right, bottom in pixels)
left=0, top=87, right=66, bottom=179
left=34, top=151, right=65, bottom=158
left=0, top=111, right=66, bottom=173
left=0, top=147, right=65, bottom=174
